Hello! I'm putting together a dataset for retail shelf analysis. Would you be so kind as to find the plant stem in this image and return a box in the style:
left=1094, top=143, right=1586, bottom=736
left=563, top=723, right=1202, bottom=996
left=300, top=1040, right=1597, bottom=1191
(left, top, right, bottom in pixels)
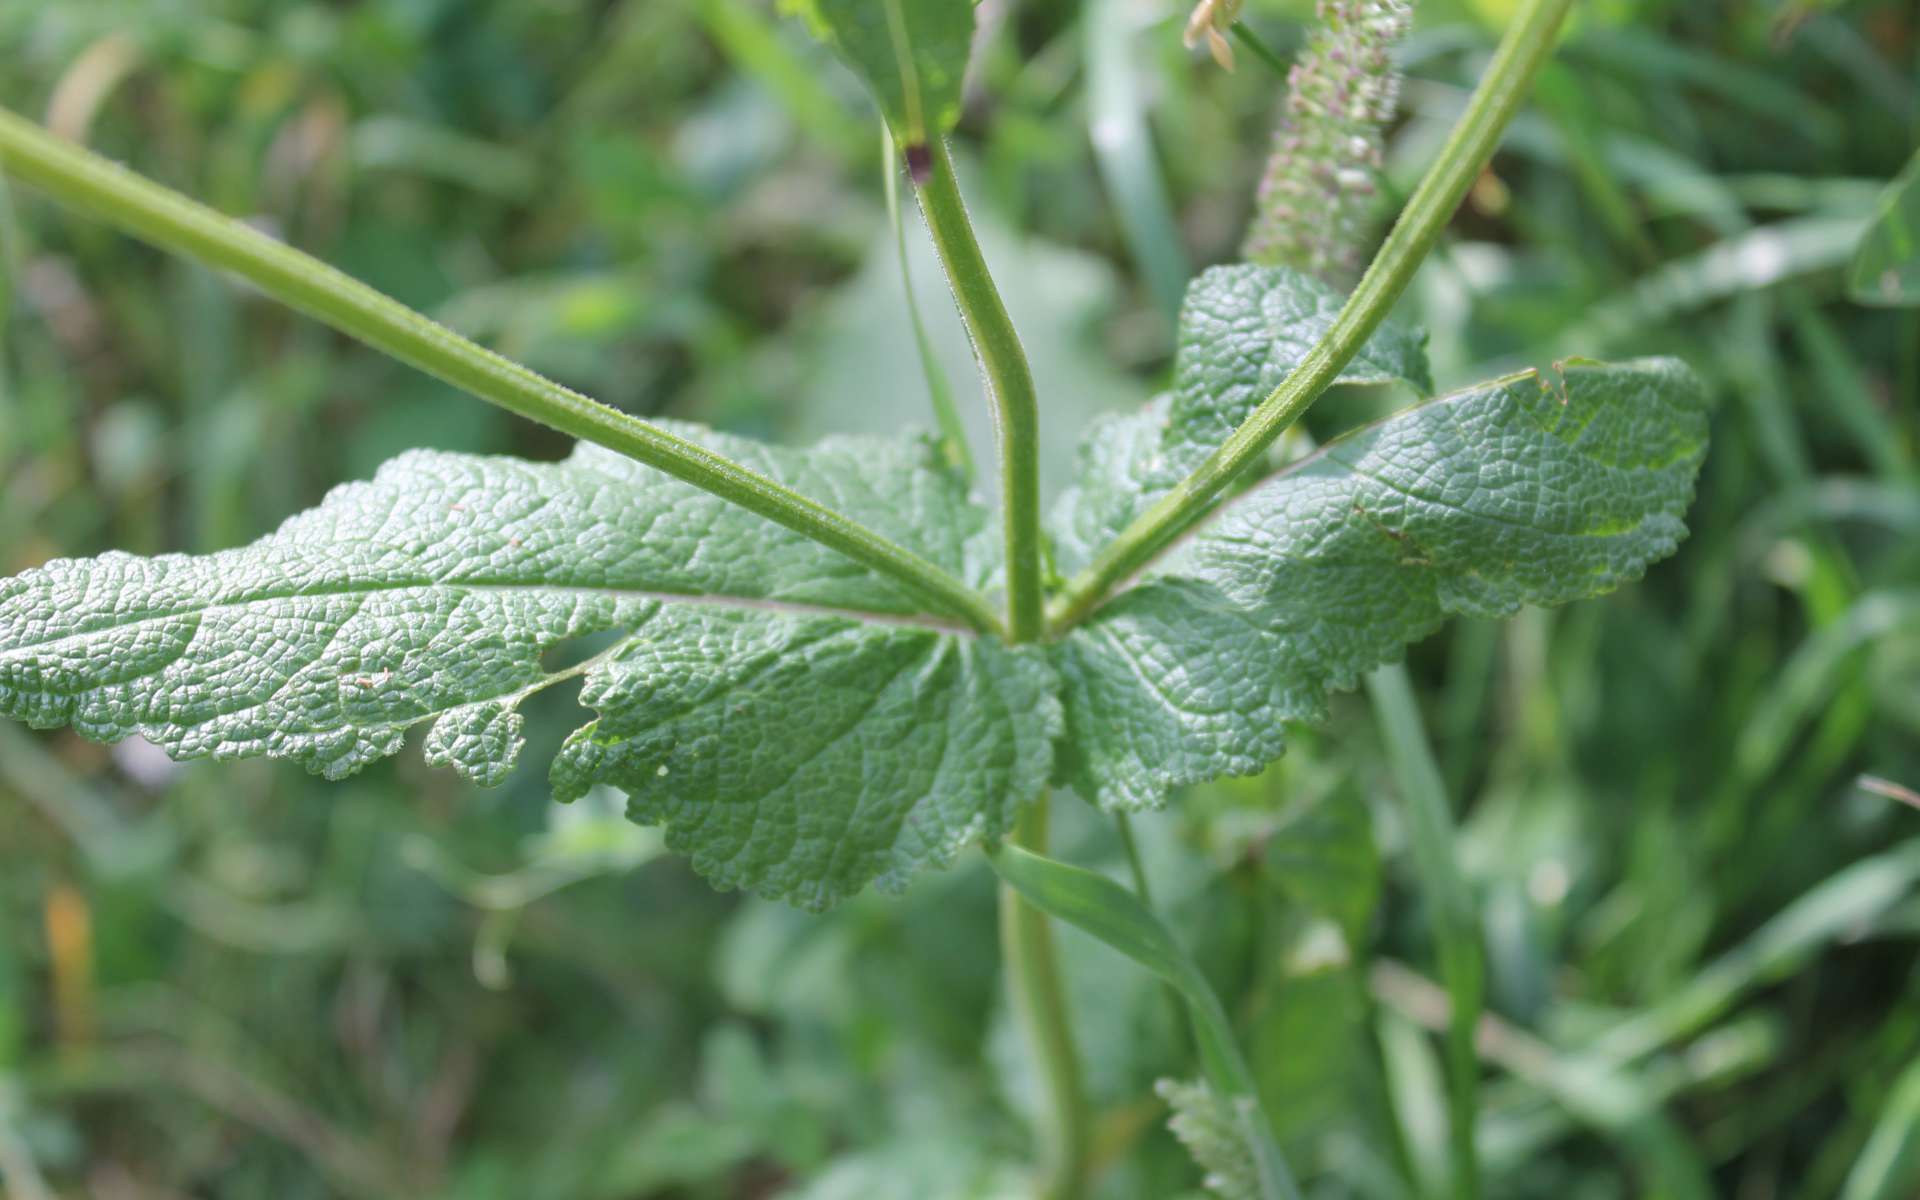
left=1048, top=0, right=1576, bottom=633
left=999, top=795, right=1090, bottom=1200
left=989, top=837, right=1301, bottom=1200
left=1367, top=664, right=1485, bottom=1200
left=912, top=137, right=1047, bottom=642
left=913, top=134, right=1080, bottom=1194
left=1231, top=22, right=1291, bottom=79
left=0, top=107, right=1003, bottom=637
left=883, top=125, right=973, bottom=479
left=1113, top=813, right=1154, bottom=909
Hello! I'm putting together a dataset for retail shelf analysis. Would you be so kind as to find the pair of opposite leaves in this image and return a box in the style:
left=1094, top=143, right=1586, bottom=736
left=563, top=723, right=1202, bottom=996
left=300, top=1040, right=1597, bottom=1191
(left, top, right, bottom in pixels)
left=0, top=264, right=1708, bottom=910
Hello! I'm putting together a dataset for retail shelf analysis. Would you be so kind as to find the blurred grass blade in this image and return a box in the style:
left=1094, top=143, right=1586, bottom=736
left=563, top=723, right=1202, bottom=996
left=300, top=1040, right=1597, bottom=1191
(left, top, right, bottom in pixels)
left=1378, top=1010, right=1451, bottom=1198
left=1785, top=298, right=1913, bottom=478
left=987, top=840, right=1302, bottom=1200
left=883, top=125, right=972, bottom=477
left=1843, top=1055, right=1920, bottom=1200
left=1728, top=591, right=1920, bottom=799
left=1534, top=63, right=1656, bottom=267
left=1848, top=149, right=1920, bottom=308
left=1742, top=478, right=1920, bottom=549
left=1571, top=29, right=1842, bottom=149
left=1593, top=838, right=1920, bottom=1064
left=1230, top=22, right=1290, bottom=78
left=349, top=116, right=541, bottom=200
left=692, top=0, right=868, bottom=159
left=1085, top=0, right=1192, bottom=322
left=1561, top=215, right=1868, bottom=352
left=1367, top=663, right=1485, bottom=1200
left=1373, top=960, right=1739, bottom=1197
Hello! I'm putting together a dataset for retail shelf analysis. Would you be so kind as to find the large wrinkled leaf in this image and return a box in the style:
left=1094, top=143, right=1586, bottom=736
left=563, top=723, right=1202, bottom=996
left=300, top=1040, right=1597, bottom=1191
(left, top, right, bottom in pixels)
left=1052, top=264, right=1432, bottom=570
left=1054, top=359, right=1709, bottom=811
left=788, top=0, right=975, bottom=145
left=553, top=605, right=1057, bottom=910
left=0, top=425, right=1054, bottom=907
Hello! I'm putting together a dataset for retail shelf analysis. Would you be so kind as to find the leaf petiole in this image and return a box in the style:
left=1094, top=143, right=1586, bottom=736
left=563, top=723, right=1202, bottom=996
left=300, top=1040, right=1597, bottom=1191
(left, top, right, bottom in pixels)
left=0, top=107, right=1005, bottom=637
left=1048, top=0, right=1578, bottom=633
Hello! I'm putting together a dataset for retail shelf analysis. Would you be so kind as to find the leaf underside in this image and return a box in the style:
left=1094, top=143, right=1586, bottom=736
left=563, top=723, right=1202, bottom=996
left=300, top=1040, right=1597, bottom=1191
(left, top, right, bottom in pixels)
left=1050, top=358, right=1710, bottom=812
left=0, top=425, right=1052, bottom=908
left=1051, top=264, right=1433, bottom=572
left=793, top=0, right=975, bottom=145
left=0, top=259, right=1708, bottom=905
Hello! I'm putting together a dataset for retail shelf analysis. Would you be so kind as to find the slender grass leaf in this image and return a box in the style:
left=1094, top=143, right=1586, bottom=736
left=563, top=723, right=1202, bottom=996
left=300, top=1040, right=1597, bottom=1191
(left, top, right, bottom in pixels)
left=987, top=842, right=1300, bottom=1200
left=1848, top=149, right=1920, bottom=307
left=1842, top=1054, right=1920, bottom=1200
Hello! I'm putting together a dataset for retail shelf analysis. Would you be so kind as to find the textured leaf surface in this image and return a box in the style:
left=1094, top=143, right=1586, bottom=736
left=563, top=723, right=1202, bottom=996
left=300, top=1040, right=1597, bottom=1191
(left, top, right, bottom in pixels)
left=1054, top=359, right=1709, bottom=811
left=0, top=425, right=1051, bottom=906
left=791, top=0, right=975, bottom=145
left=1052, top=265, right=1431, bottom=570
left=553, top=605, right=1058, bottom=910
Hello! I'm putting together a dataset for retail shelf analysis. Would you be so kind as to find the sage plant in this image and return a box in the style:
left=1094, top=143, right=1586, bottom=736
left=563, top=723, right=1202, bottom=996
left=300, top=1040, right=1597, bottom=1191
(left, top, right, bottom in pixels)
left=0, top=0, right=1699, bottom=1194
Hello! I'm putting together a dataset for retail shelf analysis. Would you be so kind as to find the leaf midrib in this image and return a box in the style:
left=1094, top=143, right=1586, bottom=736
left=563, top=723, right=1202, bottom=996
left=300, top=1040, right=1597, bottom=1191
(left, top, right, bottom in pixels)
left=1, top=579, right=974, bottom=659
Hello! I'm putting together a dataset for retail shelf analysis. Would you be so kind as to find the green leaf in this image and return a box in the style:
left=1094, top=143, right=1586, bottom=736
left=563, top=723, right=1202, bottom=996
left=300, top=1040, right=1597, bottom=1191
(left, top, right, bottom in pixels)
left=785, top=1139, right=1026, bottom=1200
left=788, top=0, right=975, bottom=146
left=1262, top=781, right=1380, bottom=952
left=1848, top=148, right=1920, bottom=307
left=1053, top=359, right=1709, bottom=811
left=1051, top=264, right=1432, bottom=571
left=553, top=606, right=1057, bottom=910
left=1841, top=1051, right=1920, bottom=1200
left=0, top=425, right=1052, bottom=907
left=987, top=842, right=1299, bottom=1199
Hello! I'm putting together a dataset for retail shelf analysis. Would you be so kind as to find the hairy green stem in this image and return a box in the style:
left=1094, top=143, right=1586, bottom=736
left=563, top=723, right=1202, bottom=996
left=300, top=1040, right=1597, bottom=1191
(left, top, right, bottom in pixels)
left=912, top=137, right=1047, bottom=642
left=0, top=107, right=1003, bottom=636
left=1231, top=22, right=1290, bottom=78
left=910, top=137, right=1080, bottom=1194
left=1368, top=664, right=1485, bottom=1200
left=999, top=795, right=1091, bottom=1199
left=883, top=125, right=973, bottom=479
left=1048, top=0, right=1576, bottom=633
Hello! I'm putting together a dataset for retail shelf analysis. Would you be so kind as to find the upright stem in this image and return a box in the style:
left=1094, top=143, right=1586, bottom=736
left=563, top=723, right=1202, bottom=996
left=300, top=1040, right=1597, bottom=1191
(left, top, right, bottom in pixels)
left=1368, top=664, right=1485, bottom=1200
left=0, top=108, right=1002, bottom=636
left=999, top=795, right=1090, bottom=1199
left=1048, top=0, right=1576, bottom=632
left=912, top=138, right=1047, bottom=642
left=910, top=137, right=1083, bottom=1193
left=883, top=125, right=973, bottom=479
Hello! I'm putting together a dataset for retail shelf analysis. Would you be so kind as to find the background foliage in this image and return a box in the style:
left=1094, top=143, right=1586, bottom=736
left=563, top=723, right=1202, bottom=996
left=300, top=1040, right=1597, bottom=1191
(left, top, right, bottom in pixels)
left=0, top=0, right=1916, bottom=1196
